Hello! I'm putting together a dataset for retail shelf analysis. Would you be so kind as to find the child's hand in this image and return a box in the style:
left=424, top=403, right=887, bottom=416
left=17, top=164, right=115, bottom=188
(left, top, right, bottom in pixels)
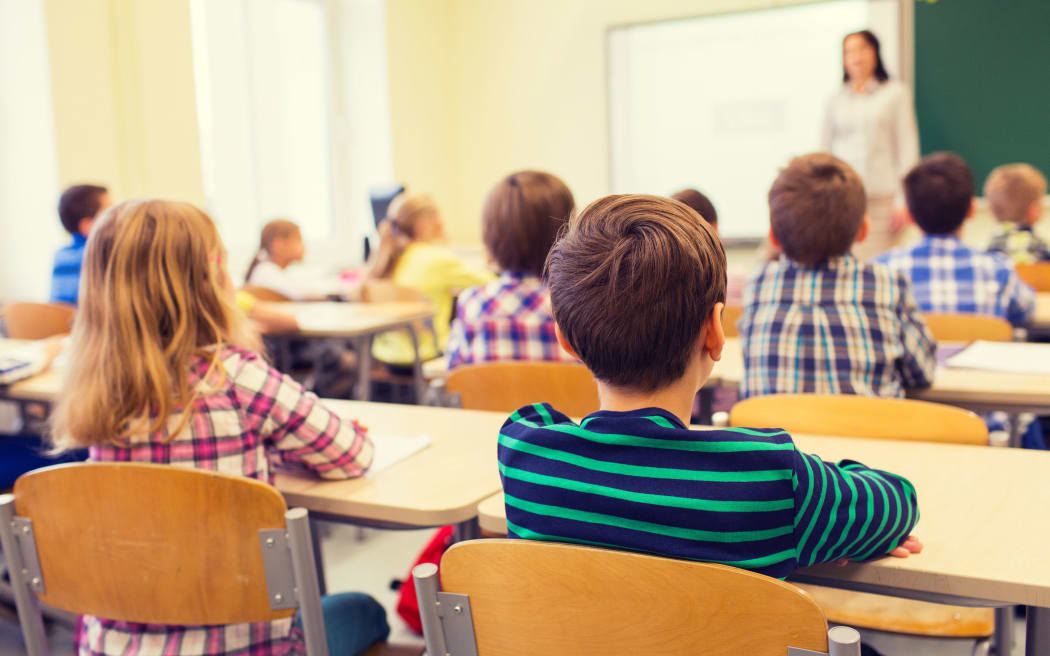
left=833, top=535, right=923, bottom=566
left=888, top=534, right=923, bottom=558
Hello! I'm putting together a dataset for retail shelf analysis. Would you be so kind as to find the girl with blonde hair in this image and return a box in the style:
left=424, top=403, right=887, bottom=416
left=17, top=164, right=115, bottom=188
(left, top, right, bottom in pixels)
left=50, top=199, right=388, bottom=656
left=366, top=194, right=492, bottom=365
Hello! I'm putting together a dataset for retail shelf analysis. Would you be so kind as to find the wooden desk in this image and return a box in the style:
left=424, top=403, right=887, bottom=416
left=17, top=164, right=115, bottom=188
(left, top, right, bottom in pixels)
left=713, top=338, right=1050, bottom=414
left=275, top=400, right=503, bottom=533
left=274, top=302, right=434, bottom=401
left=475, top=432, right=1050, bottom=655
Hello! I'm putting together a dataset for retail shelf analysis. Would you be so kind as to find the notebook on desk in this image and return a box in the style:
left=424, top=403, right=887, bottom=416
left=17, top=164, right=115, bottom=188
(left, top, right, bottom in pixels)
left=0, top=342, right=48, bottom=385
left=944, top=341, right=1050, bottom=376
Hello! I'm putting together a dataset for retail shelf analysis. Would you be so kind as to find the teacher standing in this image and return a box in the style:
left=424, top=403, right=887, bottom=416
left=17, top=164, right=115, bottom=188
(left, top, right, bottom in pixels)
left=822, top=30, right=919, bottom=261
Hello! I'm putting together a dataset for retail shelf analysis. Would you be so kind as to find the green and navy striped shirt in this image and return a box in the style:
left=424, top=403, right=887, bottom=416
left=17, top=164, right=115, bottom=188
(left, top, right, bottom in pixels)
left=499, top=403, right=919, bottom=579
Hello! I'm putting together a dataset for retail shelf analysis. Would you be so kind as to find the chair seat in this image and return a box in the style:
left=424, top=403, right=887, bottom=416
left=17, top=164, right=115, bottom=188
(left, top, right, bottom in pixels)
left=797, top=585, right=994, bottom=638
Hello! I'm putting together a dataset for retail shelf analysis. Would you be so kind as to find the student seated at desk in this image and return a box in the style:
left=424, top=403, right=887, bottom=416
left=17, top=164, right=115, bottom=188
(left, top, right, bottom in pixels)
left=738, top=153, right=936, bottom=399
left=366, top=194, right=493, bottom=366
left=51, top=184, right=112, bottom=306
left=874, top=153, right=1035, bottom=326
left=49, top=199, right=388, bottom=656
left=446, top=171, right=577, bottom=369
left=498, top=194, right=922, bottom=580
left=985, top=163, right=1049, bottom=265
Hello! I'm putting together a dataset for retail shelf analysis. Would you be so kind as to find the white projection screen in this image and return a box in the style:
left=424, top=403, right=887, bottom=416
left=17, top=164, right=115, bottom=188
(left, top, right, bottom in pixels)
left=609, top=0, right=901, bottom=240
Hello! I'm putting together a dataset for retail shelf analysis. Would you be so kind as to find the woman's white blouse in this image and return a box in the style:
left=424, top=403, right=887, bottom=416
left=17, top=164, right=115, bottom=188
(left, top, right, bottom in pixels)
left=822, top=78, right=920, bottom=199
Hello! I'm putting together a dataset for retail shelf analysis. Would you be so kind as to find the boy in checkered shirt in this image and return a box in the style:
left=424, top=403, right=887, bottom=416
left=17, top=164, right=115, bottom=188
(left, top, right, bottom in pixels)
left=874, top=153, right=1035, bottom=326
left=446, top=171, right=579, bottom=369
left=738, top=153, right=936, bottom=399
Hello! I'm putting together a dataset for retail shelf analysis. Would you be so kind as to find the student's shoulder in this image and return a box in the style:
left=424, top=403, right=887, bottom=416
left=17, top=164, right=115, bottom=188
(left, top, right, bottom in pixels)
left=216, top=345, right=280, bottom=388
left=502, top=402, right=574, bottom=432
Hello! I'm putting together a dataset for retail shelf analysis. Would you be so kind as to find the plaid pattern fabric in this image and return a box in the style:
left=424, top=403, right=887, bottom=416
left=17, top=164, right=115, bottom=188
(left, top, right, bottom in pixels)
left=739, top=255, right=936, bottom=399
left=80, top=346, right=373, bottom=656
left=446, top=271, right=575, bottom=370
left=988, top=224, right=1050, bottom=265
left=874, top=235, right=1036, bottom=326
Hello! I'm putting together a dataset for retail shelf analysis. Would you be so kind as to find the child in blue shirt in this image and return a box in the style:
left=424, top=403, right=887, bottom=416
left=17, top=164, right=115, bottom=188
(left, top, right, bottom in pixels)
left=50, top=184, right=110, bottom=305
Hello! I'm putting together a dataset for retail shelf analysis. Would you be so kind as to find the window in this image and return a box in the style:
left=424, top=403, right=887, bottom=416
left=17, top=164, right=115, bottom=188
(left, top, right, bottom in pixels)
left=190, top=0, right=394, bottom=271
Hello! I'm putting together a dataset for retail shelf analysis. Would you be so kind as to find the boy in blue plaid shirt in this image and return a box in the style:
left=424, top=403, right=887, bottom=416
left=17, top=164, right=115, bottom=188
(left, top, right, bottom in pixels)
left=739, top=153, right=936, bottom=399
left=874, top=153, right=1035, bottom=326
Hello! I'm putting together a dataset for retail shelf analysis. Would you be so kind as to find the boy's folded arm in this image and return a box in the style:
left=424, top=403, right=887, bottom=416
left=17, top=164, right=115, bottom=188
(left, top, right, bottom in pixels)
left=792, top=449, right=919, bottom=568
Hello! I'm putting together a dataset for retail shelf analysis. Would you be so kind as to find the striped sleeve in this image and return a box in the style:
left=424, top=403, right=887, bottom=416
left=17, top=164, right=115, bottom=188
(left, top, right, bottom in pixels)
left=791, top=449, right=918, bottom=566
left=230, top=351, right=374, bottom=478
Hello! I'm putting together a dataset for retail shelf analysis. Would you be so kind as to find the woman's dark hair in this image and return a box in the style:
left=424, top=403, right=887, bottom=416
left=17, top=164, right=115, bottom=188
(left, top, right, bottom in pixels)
left=843, top=30, right=889, bottom=83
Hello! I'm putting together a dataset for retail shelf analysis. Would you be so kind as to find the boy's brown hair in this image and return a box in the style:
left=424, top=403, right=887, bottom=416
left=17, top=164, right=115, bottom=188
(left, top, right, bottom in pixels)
left=903, top=152, right=974, bottom=235
left=546, top=194, right=726, bottom=391
left=985, top=163, right=1047, bottom=224
left=768, top=153, right=866, bottom=266
left=671, top=188, right=718, bottom=227
left=483, top=171, right=574, bottom=276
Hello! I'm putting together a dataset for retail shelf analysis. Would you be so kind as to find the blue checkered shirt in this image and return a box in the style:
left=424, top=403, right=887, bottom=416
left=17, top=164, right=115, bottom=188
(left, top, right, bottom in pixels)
left=50, top=233, right=87, bottom=306
left=739, top=254, right=936, bottom=399
left=873, top=235, right=1035, bottom=326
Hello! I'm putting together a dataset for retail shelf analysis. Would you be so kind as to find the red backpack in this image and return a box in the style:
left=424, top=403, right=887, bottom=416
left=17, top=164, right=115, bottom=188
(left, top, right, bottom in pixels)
left=396, top=525, right=455, bottom=633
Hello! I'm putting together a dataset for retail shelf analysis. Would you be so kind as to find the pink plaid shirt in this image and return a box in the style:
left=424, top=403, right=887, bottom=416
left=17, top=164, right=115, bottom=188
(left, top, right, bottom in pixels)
left=78, top=346, right=373, bottom=656
left=446, top=271, right=576, bottom=370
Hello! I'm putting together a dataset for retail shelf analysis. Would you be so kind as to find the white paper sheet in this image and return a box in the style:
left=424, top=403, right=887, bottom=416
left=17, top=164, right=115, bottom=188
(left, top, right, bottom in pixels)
left=365, top=433, right=431, bottom=477
left=945, top=340, right=1050, bottom=375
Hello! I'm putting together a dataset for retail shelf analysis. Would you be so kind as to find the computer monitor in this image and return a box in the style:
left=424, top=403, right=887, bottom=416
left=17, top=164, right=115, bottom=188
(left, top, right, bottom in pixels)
left=369, top=184, right=405, bottom=228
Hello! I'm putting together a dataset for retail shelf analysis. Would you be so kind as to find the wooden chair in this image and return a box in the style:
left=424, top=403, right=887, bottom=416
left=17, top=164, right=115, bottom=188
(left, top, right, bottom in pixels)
left=413, top=539, right=860, bottom=656
left=446, top=362, right=599, bottom=416
left=1016, top=262, right=1050, bottom=292
left=1, top=303, right=74, bottom=339
left=729, top=394, right=988, bottom=445
left=241, top=285, right=292, bottom=302
left=0, top=463, right=330, bottom=655
left=729, top=394, right=994, bottom=640
left=921, top=313, right=1013, bottom=342
left=722, top=305, right=743, bottom=338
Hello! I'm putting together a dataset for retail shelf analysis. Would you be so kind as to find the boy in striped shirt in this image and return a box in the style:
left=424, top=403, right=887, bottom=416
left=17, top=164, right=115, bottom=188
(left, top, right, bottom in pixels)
left=498, top=194, right=921, bottom=580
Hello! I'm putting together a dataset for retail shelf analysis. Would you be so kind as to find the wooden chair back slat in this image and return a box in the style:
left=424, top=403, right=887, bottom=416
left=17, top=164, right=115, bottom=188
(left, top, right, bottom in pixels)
left=730, top=394, right=987, bottom=445
left=921, top=313, right=1013, bottom=342
left=13, top=462, right=294, bottom=624
left=446, top=362, right=598, bottom=416
left=722, top=305, right=743, bottom=338
left=1016, top=262, right=1050, bottom=292
left=1, top=303, right=75, bottom=340
left=241, top=286, right=292, bottom=302
left=439, top=540, right=829, bottom=656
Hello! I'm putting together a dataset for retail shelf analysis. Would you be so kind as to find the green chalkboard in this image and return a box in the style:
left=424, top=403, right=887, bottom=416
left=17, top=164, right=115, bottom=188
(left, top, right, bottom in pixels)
left=914, top=0, right=1050, bottom=191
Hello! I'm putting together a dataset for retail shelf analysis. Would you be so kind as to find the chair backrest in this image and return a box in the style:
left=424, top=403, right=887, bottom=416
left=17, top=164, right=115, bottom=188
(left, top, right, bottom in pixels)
left=446, top=362, right=599, bottom=416
left=1, top=461, right=334, bottom=653
left=722, top=305, right=743, bottom=338
left=1, top=303, right=75, bottom=339
left=730, top=394, right=987, bottom=445
left=420, top=539, right=836, bottom=656
left=1016, top=262, right=1050, bottom=292
left=242, top=285, right=292, bottom=302
left=921, top=313, right=1013, bottom=342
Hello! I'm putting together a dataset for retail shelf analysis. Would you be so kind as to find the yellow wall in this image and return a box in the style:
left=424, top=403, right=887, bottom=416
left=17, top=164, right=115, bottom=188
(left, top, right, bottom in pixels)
left=43, top=0, right=204, bottom=205
left=385, top=0, right=818, bottom=244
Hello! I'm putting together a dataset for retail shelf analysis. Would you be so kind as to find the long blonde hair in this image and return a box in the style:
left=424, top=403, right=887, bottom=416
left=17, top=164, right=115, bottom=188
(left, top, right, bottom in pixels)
left=244, top=218, right=301, bottom=283
left=50, top=199, right=259, bottom=450
left=366, top=194, right=439, bottom=279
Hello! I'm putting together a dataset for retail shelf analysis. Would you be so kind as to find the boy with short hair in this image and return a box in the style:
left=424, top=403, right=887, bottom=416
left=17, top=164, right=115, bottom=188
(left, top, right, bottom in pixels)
left=498, top=194, right=921, bottom=580
left=739, top=153, right=936, bottom=399
left=874, top=153, right=1035, bottom=326
left=985, top=163, right=1049, bottom=264
left=51, top=184, right=110, bottom=305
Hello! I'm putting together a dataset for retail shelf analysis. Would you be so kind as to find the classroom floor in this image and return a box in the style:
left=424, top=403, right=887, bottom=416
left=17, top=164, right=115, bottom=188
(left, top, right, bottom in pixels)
left=0, top=521, right=1030, bottom=655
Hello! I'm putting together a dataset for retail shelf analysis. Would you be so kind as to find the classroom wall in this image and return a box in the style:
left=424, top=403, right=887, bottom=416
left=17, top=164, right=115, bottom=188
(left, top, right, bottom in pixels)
left=384, top=0, right=821, bottom=244
left=43, top=0, right=204, bottom=207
